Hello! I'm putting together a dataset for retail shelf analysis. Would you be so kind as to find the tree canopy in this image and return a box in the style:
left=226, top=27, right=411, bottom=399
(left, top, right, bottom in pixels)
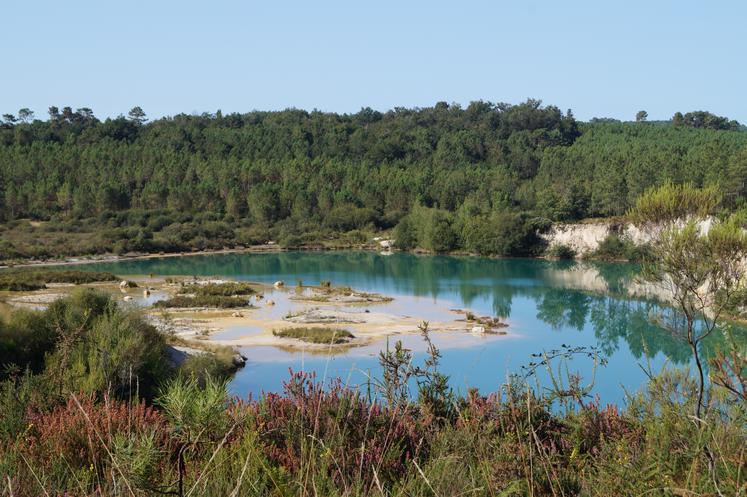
left=1, top=100, right=746, bottom=257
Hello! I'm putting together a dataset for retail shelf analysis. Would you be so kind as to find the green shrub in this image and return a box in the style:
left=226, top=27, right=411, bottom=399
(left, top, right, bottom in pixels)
left=153, top=295, right=250, bottom=309
left=179, top=352, right=237, bottom=383
left=546, top=244, right=576, bottom=259
left=1, top=289, right=171, bottom=399
left=0, top=268, right=118, bottom=291
left=0, top=309, right=55, bottom=377
left=324, top=205, right=378, bottom=231
left=279, top=234, right=304, bottom=249
left=393, top=217, right=417, bottom=250
left=405, top=205, right=458, bottom=253
left=588, top=234, right=651, bottom=262
left=273, top=327, right=355, bottom=344
left=462, top=211, right=545, bottom=256
left=46, top=308, right=170, bottom=398
left=180, top=282, right=256, bottom=297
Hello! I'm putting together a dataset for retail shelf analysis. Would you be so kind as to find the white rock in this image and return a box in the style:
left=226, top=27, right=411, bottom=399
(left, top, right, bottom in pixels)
left=123, top=296, right=134, bottom=302
left=471, top=325, right=485, bottom=334
left=540, top=217, right=718, bottom=257
left=273, top=281, right=284, bottom=288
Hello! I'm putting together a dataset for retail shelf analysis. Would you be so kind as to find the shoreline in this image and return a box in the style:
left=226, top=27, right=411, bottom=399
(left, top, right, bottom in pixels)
left=2, top=274, right=510, bottom=359
left=0, top=243, right=619, bottom=272
left=0, top=244, right=382, bottom=270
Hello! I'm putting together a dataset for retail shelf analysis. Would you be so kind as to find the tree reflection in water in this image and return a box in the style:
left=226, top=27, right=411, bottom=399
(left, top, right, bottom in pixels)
left=82, top=251, right=746, bottom=366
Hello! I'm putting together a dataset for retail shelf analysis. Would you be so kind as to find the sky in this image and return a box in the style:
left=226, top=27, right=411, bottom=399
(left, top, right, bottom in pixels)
left=2, top=0, right=746, bottom=122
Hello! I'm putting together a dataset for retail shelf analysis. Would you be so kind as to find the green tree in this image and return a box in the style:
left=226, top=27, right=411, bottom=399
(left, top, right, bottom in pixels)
left=17, top=108, right=34, bottom=123
left=629, top=183, right=747, bottom=419
left=393, top=217, right=417, bottom=250
left=127, top=106, right=147, bottom=125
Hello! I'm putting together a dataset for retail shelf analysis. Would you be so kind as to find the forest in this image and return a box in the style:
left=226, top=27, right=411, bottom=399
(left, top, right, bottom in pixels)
left=1, top=101, right=746, bottom=260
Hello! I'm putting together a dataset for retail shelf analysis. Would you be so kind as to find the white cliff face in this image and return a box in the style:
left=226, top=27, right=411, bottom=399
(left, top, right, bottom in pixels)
left=542, top=218, right=715, bottom=256
left=541, top=222, right=620, bottom=255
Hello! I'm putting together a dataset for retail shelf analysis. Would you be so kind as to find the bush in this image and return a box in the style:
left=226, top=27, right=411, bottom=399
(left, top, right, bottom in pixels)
left=179, top=351, right=237, bottom=383
left=273, top=327, right=355, bottom=344
left=0, top=309, right=54, bottom=377
left=0, top=268, right=117, bottom=291
left=339, top=229, right=367, bottom=244
left=405, top=205, right=458, bottom=253
left=22, top=394, right=168, bottom=488
left=279, top=234, right=304, bottom=249
left=426, top=214, right=458, bottom=252
left=462, top=211, right=545, bottom=256
left=1, top=289, right=171, bottom=399
left=153, top=295, right=250, bottom=309
left=393, top=217, right=417, bottom=250
left=181, top=282, right=256, bottom=297
left=546, top=244, right=576, bottom=259
left=588, top=234, right=651, bottom=262
left=42, top=291, right=170, bottom=398
left=324, top=205, right=378, bottom=231
left=50, top=310, right=170, bottom=398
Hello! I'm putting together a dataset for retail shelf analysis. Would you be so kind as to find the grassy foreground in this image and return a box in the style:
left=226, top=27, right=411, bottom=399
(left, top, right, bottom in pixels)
left=0, top=289, right=744, bottom=496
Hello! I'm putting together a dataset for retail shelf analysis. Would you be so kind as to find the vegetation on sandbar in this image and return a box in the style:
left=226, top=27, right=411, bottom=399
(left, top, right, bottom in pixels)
left=179, top=281, right=257, bottom=297
left=293, top=282, right=393, bottom=303
left=0, top=268, right=117, bottom=291
left=153, top=294, right=251, bottom=309
left=273, top=326, right=355, bottom=344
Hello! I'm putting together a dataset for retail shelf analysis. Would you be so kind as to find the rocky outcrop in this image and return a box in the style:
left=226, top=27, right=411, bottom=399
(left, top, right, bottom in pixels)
left=542, top=222, right=618, bottom=255
left=541, top=218, right=714, bottom=257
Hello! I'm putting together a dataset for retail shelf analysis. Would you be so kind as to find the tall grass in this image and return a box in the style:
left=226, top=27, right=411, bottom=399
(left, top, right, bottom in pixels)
left=2, top=362, right=744, bottom=495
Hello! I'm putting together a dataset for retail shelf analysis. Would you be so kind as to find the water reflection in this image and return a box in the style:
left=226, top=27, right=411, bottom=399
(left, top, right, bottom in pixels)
left=83, top=251, right=745, bottom=371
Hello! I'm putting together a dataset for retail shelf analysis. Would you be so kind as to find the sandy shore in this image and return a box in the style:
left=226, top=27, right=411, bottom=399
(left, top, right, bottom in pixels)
left=0, top=266, right=516, bottom=358
left=1, top=274, right=509, bottom=355
left=147, top=281, right=503, bottom=351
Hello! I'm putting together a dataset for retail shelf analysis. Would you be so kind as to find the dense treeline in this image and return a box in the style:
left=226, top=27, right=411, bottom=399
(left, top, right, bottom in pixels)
left=1, top=102, right=746, bottom=258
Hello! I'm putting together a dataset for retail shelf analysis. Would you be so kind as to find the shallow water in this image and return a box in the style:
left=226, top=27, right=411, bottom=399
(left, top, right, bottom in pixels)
left=83, top=251, right=746, bottom=405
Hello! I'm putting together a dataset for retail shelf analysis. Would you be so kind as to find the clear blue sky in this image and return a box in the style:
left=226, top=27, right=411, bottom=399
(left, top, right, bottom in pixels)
left=3, top=0, right=746, bottom=122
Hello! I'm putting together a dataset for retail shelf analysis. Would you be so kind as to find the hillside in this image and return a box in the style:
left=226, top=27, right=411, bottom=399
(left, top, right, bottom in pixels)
left=1, top=102, right=746, bottom=260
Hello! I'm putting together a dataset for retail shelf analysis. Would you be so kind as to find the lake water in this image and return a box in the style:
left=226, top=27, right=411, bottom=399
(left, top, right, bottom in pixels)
left=82, top=251, right=743, bottom=405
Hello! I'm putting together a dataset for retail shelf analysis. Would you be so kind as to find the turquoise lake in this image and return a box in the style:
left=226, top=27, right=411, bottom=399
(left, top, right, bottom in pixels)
left=82, top=251, right=743, bottom=405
